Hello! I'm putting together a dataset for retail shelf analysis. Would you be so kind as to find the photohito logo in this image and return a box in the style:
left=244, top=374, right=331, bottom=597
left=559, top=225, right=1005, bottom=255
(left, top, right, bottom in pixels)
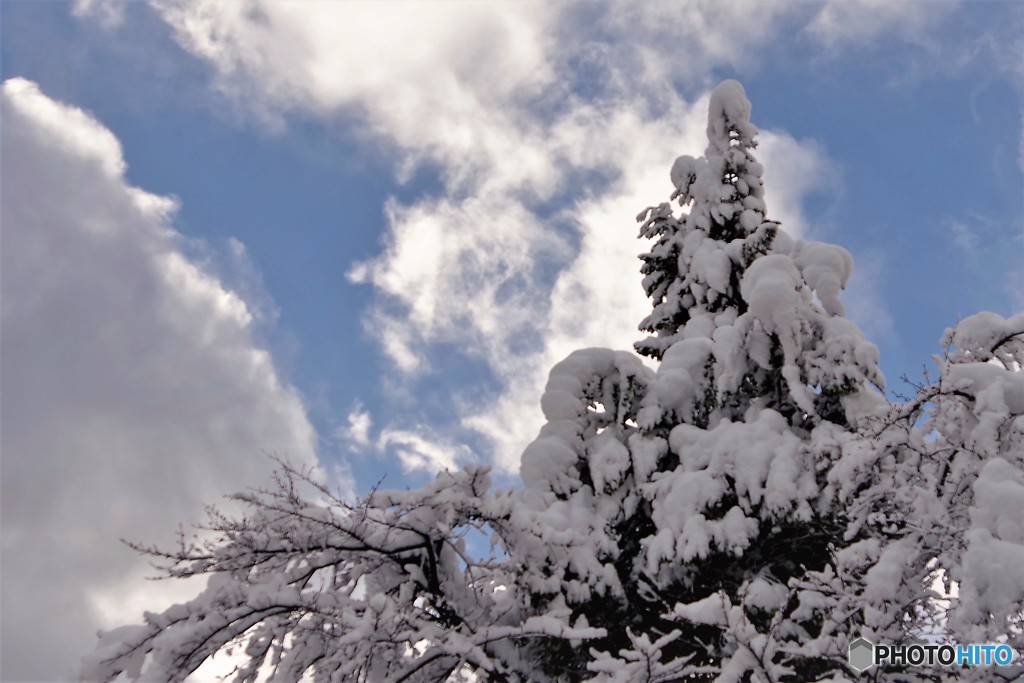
left=848, top=637, right=1018, bottom=672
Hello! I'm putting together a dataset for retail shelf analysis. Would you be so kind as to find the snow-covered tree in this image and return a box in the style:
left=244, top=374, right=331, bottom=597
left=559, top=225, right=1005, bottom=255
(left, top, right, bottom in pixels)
left=82, top=463, right=604, bottom=682
left=844, top=311, right=1024, bottom=681
left=82, top=82, right=1024, bottom=682
left=929, top=314, right=1024, bottom=659
left=506, top=80, right=892, bottom=681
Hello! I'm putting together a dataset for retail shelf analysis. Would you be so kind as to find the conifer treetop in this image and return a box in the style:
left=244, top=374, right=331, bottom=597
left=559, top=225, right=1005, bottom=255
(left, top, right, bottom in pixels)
left=638, top=80, right=883, bottom=431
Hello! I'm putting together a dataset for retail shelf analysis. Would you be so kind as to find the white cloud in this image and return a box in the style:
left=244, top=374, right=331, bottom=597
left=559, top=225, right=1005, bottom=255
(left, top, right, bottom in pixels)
left=153, top=0, right=561, bottom=188
left=593, top=2, right=801, bottom=89
left=72, top=0, right=126, bottom=29
left=806, top=0, right=953, bottom=49
left=378, top=428, right=472, bottom=474
left=758, top=133, right=836, bottom=239
left=949, top=219, right=979, bottom=254
left=335, top=403, right=469, bottom=476
left=341, top=402, right=373, bottom=449
left=0, top=78, right=327, bottom=680
left=841, top=250, right=897, bottom=346
left=348, top=194, right=571, bottom=377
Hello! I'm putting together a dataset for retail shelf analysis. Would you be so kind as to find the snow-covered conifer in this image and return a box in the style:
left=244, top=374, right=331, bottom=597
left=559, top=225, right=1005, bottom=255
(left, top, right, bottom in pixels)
left=509, top=79, right=894, bottom=681
left=636, top=79, right=773, bottom=362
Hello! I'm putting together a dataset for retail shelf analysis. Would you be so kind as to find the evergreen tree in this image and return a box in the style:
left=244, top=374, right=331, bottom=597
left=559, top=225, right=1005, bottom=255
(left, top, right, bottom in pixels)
left=511, top=80, right=889, bottom=681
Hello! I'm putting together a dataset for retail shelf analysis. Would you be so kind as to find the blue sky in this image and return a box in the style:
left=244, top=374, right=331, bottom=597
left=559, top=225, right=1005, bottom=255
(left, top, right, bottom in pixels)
left=2, top=1, right=1022, bottom=679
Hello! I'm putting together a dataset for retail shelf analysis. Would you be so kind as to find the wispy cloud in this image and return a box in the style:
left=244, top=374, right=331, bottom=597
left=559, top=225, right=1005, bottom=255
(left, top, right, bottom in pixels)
left=72, top=0, right=125, bottom=29
left=335, top=403, right=470, bottom=475
left=806, top=0, right=954, bottom=50
left=378, top=428, right=474, bottom=474
left=949, top=219, right=979, bottom=254
left=842, top=249, right=897, bottom=347
left=340, top=402, right=373, bottom=449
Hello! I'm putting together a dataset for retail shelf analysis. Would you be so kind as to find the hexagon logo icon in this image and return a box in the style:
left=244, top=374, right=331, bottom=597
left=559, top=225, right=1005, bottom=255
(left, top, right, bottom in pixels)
left=848, top=637, right=875, bottom=672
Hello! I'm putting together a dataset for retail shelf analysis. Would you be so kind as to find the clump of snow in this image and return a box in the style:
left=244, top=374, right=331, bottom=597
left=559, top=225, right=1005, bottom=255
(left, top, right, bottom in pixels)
left=588, top=434, right=631, bottom=493
left=648, top=337, right=713, bottom=421
left=946, top=311, right=1024, bottom=367
left=793, top=241, right=852, bottom=317
left=706, top=79, right=756, bottom=153
left=520, top=436, right=580, bottom=496
left=741, top=254, right=815, bottom=413
left=954, top=458, right=1024, bottom=632
left=670, top=154, right=706, bottom=203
